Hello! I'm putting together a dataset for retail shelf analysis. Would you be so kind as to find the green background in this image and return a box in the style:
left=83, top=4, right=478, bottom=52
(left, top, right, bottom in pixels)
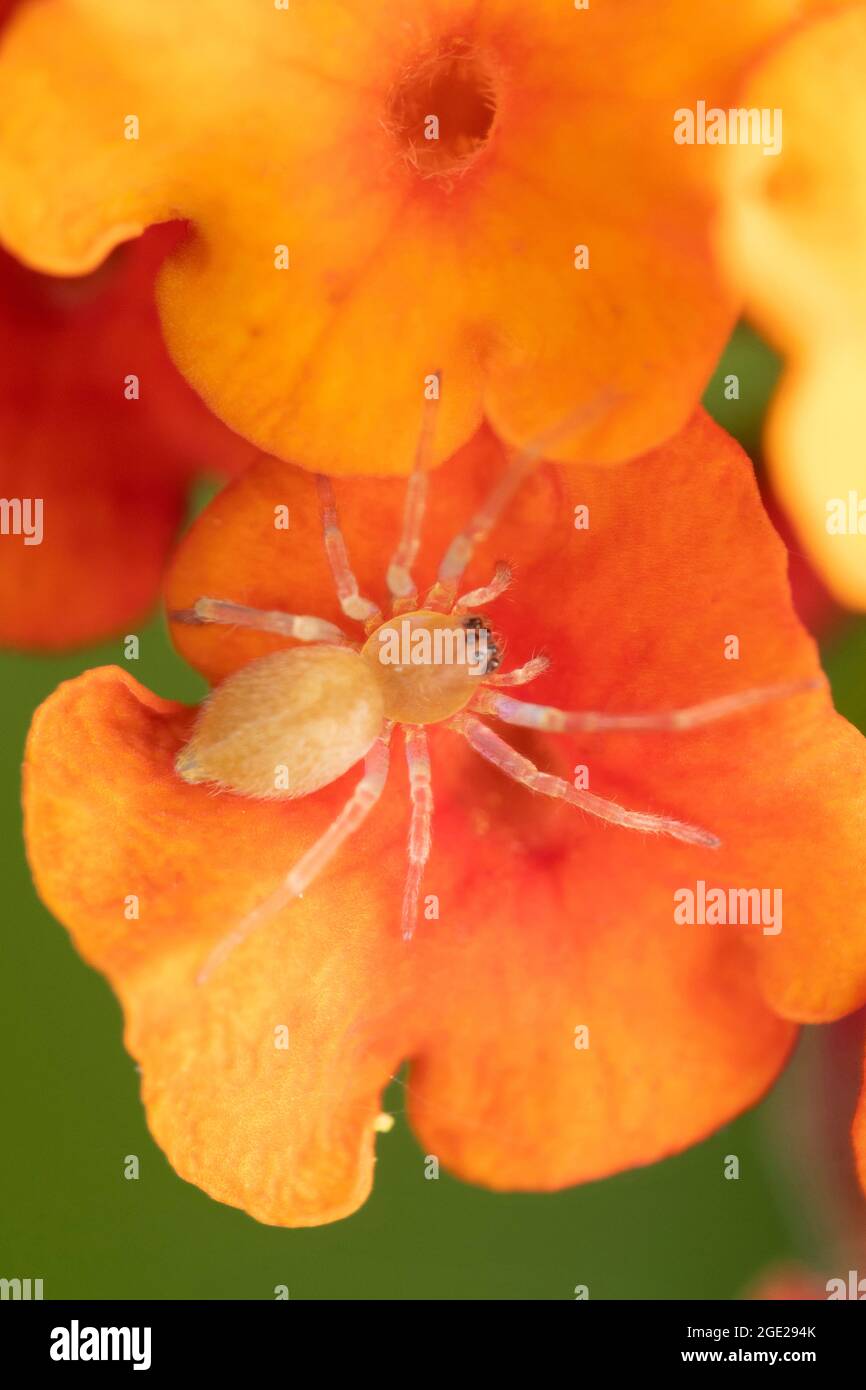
left=2, top=327, right=864, bottom=1300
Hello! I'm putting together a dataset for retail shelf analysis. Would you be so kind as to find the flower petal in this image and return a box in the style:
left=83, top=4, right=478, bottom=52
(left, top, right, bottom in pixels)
left=406, top=829, right=796, bottom=1190
left=0, top=0, right=825, bottom=473
left=717, top=3, right=866, bottom=607
left=0, top=228, right=254, bottom=649
left=24, top=666, right=424, bottom=1225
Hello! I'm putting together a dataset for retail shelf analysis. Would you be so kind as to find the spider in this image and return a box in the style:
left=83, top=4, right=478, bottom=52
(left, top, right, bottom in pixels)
left=172, top=425, right=817, bottom=982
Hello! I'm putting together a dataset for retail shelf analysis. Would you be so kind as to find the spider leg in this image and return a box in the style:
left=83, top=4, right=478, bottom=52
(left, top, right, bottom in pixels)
left=470, top=677, right=823, bottom=732
left=449, top=713, right=720, bottom=848
left=387, top=387, right=441, bottom=609
left=424, top=394, right=618, bottom=612
left=402, top=726, right=434, bottom=941
left=484, top=655, right=551, bottom=688
left=197, top=726, right=393, bottom=983
left=315, top=475, right=382, bottom=627
left=425, top=449, right=534, bottom=612
left=387, top=467, right=428, bottom=611
left=453, top=561, right=513, bottom=615
left=170, top=596, right=351, bottom=645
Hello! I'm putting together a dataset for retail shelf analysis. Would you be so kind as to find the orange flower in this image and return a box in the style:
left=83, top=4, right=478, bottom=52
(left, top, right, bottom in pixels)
left=0, top=0, right=830, bottom=477
left=23, top=411, right=866, bottom=1225
left=0, top=224, right=255, bottom=649
left=747, top=1266, right=826, bottom=1300
left=717, top=2, right=866, bottom=609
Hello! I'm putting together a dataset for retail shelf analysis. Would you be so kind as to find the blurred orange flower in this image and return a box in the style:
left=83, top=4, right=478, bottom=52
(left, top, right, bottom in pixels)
left=718, top=2, right=866, bottom=609
left=23, top=412, right=866, bottom=1225
left=0, top=224, right=254, bottom=649
left=747, top=1266, right=826, bottom=1299
left=0, top=0, right=831, bottom=477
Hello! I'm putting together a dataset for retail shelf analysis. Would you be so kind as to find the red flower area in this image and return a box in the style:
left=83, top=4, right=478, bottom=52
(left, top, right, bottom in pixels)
left=0, top=224, right=254, bottom=649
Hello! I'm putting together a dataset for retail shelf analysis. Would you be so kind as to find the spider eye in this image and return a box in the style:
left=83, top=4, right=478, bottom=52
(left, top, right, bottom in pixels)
left=484, top=646, right=502, bottom=674
left=461, top=614, right=502, bottom=673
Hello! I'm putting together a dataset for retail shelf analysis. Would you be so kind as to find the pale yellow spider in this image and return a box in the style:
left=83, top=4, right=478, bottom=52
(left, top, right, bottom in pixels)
left=173, top=434, right=816, bottom=982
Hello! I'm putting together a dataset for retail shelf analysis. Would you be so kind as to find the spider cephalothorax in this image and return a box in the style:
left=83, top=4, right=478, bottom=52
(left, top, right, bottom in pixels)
left=173, top=432, right=817, bottom=981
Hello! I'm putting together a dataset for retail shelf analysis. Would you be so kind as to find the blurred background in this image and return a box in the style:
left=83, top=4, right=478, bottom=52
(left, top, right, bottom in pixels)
left=1, top=326, right=865, bottom=1300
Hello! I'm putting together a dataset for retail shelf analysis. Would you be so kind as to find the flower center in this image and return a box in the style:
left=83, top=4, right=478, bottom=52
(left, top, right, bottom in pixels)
left=386, top=38, right=498, bottom=179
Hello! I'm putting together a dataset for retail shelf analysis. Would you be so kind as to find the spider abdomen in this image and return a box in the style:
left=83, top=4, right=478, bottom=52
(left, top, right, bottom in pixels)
left=176, top=646, right=385, bottom=799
